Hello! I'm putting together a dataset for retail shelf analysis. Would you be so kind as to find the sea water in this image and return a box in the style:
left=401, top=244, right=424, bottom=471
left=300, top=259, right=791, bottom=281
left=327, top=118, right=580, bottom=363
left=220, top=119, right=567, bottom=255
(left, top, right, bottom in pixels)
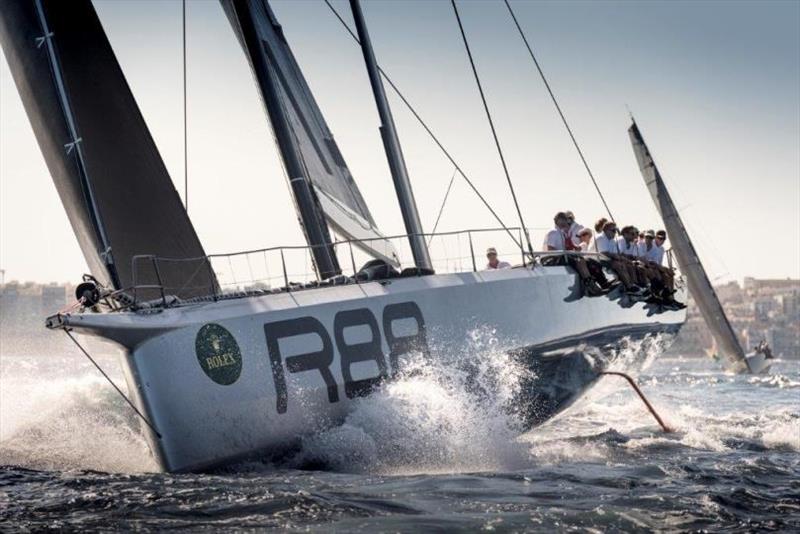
left=0, top=337, right=798, bottom=531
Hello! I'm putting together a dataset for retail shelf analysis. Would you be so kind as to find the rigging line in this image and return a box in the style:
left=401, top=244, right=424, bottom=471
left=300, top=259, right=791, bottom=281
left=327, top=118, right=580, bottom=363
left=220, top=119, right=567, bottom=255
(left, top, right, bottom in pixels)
left=503, top=0, right=614, bottom=221
left=427, top=166, right=458, bottom=247
left=182, top=0, right=188, bottom=212
left=321, top=0, right=521, bottom=250
left=450, top=0, right=534, bottom=258
left=63, top=329, right=162, bottom=439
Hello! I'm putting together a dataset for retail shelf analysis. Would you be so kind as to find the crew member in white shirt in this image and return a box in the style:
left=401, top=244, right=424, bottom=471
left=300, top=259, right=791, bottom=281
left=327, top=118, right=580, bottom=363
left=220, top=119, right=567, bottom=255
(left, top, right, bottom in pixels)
left=542, top=212, right=605, bottom=295
left=651, top=230, right=676, bottom=298
left=616, top=225, right=643, bottom=258
left=543, top=212, right=571, bottom=251
left=618, top=225, right=650, bottom=287
left=485, top=247, right=511, bottom=270
left=649, top=230, right=667, bottom=265
left=640, top=229, right=657, bottom=258
left=565, top=211, right=584, bottom=248
left=595, top=221, right=645, bottom=295
left=594, top=220, right=619, bottom=255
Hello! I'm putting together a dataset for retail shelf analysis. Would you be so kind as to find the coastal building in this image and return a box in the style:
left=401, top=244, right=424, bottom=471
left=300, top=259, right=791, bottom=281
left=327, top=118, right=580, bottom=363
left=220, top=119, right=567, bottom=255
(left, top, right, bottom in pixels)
left=671, top=278, right=800, bottom=359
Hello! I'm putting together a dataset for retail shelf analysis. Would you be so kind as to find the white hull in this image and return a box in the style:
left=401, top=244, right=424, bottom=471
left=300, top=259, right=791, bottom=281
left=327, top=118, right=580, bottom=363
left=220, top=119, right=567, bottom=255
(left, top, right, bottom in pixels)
left=55, top=265, right=686, bottom=472
left=745, top=352, right=773, bottom=374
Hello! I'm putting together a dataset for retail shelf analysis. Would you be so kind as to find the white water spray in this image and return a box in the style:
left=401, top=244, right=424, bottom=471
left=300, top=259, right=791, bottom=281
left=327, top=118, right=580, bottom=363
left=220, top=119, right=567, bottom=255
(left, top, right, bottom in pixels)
left=0, top=350, right=157, bottom=473
left=296, top=329, right=537, bottom=474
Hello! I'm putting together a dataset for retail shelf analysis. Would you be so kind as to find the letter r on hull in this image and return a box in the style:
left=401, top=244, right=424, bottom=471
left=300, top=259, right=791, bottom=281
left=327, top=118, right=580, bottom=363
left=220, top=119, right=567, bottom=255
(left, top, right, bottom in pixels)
left=264, top=317, right=339, bottom=414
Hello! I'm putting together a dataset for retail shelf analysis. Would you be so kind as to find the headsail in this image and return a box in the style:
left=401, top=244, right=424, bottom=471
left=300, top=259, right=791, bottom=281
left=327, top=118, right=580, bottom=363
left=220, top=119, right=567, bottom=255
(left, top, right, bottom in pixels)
left=628, top=119, right=747, bottom=372
left=221, top=0, right=400, bottom=275
left=0, top=0, right=215, bottom=299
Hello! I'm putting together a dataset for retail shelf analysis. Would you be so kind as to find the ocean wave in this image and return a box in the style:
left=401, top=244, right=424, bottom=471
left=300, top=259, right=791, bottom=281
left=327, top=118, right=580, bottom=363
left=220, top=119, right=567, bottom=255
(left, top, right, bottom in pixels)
left=0, top=355, right=156, bottom=473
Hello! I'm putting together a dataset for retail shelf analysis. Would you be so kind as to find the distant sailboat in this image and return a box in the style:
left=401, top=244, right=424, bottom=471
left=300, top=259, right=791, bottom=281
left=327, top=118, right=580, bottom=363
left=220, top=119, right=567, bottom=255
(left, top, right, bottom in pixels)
left=629, top=119, right=772, bottom=374
left=2, top=0, right=687, bottom=472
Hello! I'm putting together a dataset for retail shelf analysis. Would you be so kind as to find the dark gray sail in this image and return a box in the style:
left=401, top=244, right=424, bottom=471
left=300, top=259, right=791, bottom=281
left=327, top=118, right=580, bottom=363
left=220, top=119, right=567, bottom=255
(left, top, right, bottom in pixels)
left=629, top=120, right=747, bottom=372
left=221, top=0, right=399, bottom=276
left=0, top=0, right=215, bottom=299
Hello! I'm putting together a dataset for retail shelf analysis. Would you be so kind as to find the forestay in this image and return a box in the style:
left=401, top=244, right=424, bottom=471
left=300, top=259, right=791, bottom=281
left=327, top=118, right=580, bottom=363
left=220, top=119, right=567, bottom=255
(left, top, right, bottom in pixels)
left=221, top=0, right=400, bottom=273
left=0, top=0, right=215, bottom=299
left=629, top=119, right=747, bottom=372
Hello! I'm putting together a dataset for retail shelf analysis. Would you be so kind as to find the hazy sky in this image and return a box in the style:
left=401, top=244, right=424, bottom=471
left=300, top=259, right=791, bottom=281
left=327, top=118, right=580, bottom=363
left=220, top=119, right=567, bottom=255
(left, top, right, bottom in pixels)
left=1, top=0, right=798, bottom=284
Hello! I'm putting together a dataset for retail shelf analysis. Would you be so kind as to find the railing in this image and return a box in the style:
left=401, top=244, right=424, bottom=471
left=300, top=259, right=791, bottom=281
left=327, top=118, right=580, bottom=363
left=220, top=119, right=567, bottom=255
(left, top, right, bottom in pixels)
left=122, top=226, right=680, bottom=309
left=124, top=227, right=527, bottom=307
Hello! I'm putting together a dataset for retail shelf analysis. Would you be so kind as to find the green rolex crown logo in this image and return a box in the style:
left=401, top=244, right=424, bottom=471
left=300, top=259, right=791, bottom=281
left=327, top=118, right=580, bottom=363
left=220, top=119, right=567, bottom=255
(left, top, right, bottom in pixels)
left=196, top=323, right=242, bottom=385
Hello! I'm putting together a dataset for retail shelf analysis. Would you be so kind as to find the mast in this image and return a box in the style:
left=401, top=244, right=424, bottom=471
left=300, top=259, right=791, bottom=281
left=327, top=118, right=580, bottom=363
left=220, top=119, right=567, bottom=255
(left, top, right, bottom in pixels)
left=628, top=118, right=748, bottom=373
left=349, top=0, right=432, bottom=271
left=224, top=0, right=340, bottom=279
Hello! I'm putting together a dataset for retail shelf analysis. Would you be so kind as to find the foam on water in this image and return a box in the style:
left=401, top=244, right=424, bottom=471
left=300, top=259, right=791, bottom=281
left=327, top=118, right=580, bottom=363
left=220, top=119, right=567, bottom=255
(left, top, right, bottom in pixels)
left=0, top=352, right=157, bottom=473
left=525, top=360, right=800, bottom=467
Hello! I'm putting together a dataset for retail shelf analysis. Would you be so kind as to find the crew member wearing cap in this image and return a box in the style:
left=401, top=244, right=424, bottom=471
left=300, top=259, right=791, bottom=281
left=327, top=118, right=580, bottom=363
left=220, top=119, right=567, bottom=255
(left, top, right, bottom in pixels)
left=595, top=221, right=647, bottom=296
left=542, top=212, right=606, bottom=296
left=617, top=225, right=650, bottom=287
left=639, top=229, right=683, bottom=307
left=651, top=230, right=679, bottom=303
left=485, top=247, right=511, bottom=270
left=639, top=229, right=656, bottom=257
left=577, top=226, right=614, bottom=292
left=638, top=229, right=667, bottom=292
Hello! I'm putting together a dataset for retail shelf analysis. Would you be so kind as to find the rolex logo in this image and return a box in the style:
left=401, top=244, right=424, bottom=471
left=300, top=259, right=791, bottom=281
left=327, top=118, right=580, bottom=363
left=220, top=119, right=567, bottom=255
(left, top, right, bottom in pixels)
left=195, top=324, right=242, bottom=386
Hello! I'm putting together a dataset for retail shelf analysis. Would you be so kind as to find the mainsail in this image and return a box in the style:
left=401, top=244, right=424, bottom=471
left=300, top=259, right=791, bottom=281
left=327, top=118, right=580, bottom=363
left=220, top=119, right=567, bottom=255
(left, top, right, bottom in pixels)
left=221, top=0, right=400, bottom=276
left=0, top=0, right=215, bottom=298
left=629, top=119, right=747, bottom=372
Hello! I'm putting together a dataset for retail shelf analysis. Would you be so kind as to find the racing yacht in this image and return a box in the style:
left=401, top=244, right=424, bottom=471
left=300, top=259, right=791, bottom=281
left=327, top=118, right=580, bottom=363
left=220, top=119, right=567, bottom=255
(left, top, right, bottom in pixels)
left=1, top=0, right=686, bottom=471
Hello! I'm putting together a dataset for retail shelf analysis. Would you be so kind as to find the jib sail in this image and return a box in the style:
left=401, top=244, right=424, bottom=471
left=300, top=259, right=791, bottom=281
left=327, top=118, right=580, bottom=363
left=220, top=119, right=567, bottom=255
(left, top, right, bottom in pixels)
left=0, top=0, right=215, bottom=299
left=629, top=119, right=747, bottom=372
left=221, top=0, right=400, bottom=277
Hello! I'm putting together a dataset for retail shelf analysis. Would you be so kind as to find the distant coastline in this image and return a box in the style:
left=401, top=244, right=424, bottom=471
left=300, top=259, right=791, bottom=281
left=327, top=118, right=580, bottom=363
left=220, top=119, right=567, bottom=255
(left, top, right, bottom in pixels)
left=1, top=277, right=798, bottom=359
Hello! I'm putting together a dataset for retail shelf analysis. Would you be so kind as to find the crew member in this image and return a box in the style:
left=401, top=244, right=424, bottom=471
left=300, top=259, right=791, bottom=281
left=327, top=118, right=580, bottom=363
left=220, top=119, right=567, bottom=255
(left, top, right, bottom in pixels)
left=649, top=230, right=667, bottom=265
left=485, top=247, right=511, bottom=270
left=544, top=212, right=572, bottom=251
left=577, top=227, right=594, bottom=251
left=543, top=212, right=604, bottom=296
left=596, top=221, right=646, bottom=296
left=565, top=211, right=584, bottom=248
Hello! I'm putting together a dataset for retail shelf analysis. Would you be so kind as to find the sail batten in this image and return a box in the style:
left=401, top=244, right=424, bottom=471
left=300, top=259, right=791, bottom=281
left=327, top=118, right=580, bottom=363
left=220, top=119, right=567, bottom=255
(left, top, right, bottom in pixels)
left=0, top=0, right=215, bottom=298
left=221, top=0, right=399, bottom=272
left=629, top=120, right=747, bottom=372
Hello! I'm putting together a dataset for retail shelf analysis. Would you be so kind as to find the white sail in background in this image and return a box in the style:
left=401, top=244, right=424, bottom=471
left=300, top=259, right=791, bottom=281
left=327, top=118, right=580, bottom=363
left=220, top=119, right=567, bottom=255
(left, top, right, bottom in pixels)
left=629, top=120, right=748, bottom=373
